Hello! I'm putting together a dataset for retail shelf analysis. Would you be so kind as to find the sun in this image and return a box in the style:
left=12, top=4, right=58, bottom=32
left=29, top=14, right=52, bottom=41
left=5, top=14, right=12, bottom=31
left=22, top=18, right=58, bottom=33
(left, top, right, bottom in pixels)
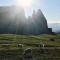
left=16, top=0, right=32, bottom=8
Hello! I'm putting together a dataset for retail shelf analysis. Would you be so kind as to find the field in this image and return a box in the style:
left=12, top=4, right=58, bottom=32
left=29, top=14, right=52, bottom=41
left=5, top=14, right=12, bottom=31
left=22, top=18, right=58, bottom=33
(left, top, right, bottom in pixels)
left=0, top=34, right=60, bottom=60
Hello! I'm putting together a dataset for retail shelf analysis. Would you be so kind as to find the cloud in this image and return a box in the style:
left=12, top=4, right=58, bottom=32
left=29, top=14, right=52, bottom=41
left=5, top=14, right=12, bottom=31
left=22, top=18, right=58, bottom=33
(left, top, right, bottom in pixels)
left=47, top=20, right=60, bottom=23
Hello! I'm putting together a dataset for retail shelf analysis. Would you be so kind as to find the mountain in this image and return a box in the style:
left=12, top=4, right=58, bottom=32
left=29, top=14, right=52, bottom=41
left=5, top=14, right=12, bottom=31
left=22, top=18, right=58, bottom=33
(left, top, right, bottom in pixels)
left=0, top=6, right=52, bottom=35
left=48, top=23, right=60, bottom=33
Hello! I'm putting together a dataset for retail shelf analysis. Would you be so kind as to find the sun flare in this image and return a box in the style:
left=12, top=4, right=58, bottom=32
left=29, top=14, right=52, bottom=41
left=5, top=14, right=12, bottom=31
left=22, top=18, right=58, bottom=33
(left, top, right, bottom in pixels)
left=16, top=0, right=32, bottom=8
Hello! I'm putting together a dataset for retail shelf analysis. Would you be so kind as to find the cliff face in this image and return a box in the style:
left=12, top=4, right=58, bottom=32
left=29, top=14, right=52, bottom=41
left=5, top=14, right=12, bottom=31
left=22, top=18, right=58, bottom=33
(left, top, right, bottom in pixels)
left=0, top=6, right=52, bottom=35
left=31, top=9, right=48, bottom=34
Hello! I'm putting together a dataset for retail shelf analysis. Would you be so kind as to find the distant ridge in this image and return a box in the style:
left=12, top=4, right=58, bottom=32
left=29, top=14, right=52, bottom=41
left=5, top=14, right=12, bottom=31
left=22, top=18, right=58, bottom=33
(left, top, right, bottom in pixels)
left=48, top=23, right=60, bottom=33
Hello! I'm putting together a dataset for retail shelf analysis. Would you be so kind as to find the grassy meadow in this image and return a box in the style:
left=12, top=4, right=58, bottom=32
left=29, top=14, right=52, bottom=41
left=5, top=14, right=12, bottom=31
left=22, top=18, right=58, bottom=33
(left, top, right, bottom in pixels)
left=0, top=34, right=60, bottom=60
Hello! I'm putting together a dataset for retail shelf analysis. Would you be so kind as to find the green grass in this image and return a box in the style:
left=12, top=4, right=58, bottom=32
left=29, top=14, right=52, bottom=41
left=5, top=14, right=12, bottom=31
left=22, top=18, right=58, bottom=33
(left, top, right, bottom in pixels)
left=0, top=34, right=60, bottom=60
left=0, top=34, right=60, bottom=46
left=0, top=34, right=60, bottom=51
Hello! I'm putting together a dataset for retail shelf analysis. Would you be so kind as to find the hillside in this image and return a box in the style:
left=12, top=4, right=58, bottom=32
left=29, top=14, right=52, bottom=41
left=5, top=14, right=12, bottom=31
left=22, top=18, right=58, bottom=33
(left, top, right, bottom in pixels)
left=0, top=34, right=60, bottom=60
left=0, top=34, right=60, bottom=49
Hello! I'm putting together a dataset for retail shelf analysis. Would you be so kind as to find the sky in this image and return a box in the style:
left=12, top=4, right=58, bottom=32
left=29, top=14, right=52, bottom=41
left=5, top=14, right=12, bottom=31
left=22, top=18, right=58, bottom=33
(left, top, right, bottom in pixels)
left=0, top=0, right=60, bottom=23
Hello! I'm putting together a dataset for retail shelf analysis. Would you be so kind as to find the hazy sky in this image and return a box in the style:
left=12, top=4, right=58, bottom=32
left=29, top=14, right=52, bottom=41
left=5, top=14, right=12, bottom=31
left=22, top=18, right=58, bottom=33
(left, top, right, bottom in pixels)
left=0, top=0, right=60, bottom=23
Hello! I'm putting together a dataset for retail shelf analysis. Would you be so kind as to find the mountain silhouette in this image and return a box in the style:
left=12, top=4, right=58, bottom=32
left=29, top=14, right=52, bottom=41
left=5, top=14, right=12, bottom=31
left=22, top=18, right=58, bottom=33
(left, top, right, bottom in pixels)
left=0, top=6, right=52, bottom=35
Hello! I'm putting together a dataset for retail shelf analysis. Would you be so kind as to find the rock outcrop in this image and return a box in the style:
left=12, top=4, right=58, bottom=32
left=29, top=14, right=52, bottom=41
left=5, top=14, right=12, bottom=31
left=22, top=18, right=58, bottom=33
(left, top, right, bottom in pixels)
left=0, top=6, right=52, bottom=35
